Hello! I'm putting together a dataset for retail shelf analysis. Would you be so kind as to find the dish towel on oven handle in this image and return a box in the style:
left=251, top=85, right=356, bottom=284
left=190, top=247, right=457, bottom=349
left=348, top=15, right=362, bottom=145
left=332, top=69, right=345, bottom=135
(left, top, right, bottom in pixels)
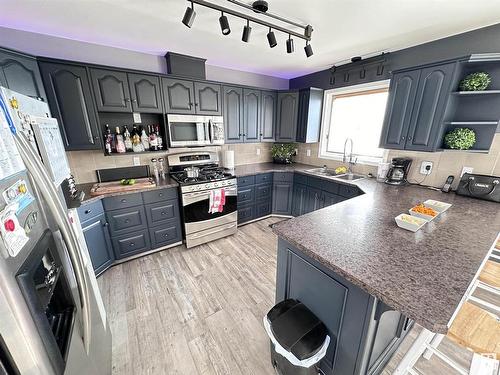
left=208, top=188, right=226, bottom=214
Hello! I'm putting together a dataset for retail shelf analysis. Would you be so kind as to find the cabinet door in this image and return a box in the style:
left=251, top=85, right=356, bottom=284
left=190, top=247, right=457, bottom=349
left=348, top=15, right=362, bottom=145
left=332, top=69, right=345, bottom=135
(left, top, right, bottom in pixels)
left=0, top=49, right=47, bottom=102
left=128, top=73, right=162, bottom=113
left=306, top=187, right=322, bottom=213
left=379, top=70, right=421, bottom=150
left=163, top=78, right=195, bottom=114
left=81, top=214, right=114, bottom=275
left=276, top=91, right=299, bottom=142
left=243, top=88, right=261, bottom=143
left=405, top=63, right=456, bottom=151
left=292, top=183, right=307, bottom=217
left=320, top=191, right=342, bottom=208
left=39, top=62, right=101, bottom=150
left=194, top=82, right=222, bottom=115
left=260, top=91, right=276, bottom=142
left=296, top=90, right=310, bottom=142
left=91, top=68, right=132, bottom=112
left=223, top=86, right=244, bottom=143
left=272, top=182, right=293, bottom=215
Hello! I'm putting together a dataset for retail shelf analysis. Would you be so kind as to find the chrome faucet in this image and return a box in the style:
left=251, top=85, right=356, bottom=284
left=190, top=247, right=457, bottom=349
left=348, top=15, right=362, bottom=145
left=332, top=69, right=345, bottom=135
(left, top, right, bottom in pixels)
left=343, top=138, right=357, bottom=174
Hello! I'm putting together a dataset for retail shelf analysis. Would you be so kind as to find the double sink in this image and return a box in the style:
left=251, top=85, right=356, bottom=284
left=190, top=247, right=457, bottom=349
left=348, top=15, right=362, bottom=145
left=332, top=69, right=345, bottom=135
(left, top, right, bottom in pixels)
left=304, top=167, right=365, bottom=182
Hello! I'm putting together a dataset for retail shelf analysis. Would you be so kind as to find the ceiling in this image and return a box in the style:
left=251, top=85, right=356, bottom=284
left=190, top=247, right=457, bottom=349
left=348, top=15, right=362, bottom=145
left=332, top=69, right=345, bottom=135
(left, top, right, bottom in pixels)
left=1, top=0, right=500, bottom=79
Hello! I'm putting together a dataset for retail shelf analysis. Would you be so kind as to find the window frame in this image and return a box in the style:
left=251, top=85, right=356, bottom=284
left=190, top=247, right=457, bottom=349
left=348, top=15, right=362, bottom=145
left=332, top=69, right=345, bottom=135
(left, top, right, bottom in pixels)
left=318, top=80, right=391, bottom=166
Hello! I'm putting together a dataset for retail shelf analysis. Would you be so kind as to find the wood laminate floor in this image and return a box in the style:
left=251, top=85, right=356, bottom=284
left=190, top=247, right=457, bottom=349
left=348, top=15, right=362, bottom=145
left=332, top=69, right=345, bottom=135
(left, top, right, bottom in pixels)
left=98, top=218, right=477, bottom=375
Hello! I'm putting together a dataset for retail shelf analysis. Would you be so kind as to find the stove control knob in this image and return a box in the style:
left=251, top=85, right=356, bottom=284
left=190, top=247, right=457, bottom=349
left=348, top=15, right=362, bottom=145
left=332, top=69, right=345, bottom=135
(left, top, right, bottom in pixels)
left=205, top=184, right=210, bottom=189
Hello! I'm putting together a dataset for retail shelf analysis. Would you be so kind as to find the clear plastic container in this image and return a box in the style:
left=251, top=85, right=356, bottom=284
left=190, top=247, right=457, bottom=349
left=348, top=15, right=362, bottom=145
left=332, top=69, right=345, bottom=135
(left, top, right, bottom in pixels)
left=377, top=162, right=391, bottom=182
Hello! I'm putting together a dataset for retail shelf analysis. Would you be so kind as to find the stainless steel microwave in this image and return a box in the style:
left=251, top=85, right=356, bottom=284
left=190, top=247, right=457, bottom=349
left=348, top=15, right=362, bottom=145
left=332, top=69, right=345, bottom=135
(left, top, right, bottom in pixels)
left=167, top=114, right=225, bottom=147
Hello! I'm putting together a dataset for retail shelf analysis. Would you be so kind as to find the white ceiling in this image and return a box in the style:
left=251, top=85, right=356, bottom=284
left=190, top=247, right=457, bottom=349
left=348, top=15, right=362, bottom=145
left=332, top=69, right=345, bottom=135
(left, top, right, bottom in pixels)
left=1, top=0, right=500, bottom=79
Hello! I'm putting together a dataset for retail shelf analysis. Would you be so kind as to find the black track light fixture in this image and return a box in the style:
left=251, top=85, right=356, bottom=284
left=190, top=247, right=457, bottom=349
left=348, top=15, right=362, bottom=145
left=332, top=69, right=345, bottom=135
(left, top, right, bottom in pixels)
left=267, top=27, right=277, bottom=48
left=286, top=34, right=294, bottom=53
left=219, top=12, right=231, bottom=35
left=182, top=2, right=196, bottom=28
left=242, top=19, right=252, bottom=42
left=304, top=41, right=313, bottom=57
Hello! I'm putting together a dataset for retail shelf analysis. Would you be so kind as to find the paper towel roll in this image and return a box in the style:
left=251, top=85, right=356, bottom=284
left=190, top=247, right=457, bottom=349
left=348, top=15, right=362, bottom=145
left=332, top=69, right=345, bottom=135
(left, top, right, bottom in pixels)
left=223, top=150, right=235, bottom=169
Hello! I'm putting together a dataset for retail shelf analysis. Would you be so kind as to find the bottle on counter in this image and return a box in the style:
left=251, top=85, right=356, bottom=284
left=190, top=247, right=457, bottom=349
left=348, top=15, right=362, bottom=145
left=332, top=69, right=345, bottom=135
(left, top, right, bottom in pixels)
left=140, top=126, right=150, bottom=151
left=123, top=126, right=133, bottom=152
left=104, top=124, right=113, bottom=155
left=157, top=157, right=165, bottom=180
left=115, top=126, right=126, bottom=153
left=131, top=124, right=144, bottom=152
left=149, top=125, right=158, bottom=151
left=156, top=125, right=163, bottom=150
left=151, top=158, right=159, bottom=182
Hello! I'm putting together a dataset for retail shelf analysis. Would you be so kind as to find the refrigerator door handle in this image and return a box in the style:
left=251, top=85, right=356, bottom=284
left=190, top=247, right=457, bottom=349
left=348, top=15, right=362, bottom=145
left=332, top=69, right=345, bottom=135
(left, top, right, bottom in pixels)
left=13, top=132, right=92, bottom=354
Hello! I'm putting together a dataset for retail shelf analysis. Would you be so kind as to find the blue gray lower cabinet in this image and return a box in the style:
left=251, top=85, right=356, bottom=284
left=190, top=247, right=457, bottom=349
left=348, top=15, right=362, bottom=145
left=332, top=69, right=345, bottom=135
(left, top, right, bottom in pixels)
left=80, top=213, right=114, bottom=276
left=276, top=239, right=413, bottom=375
left=237, top=173, right=273, bottom=224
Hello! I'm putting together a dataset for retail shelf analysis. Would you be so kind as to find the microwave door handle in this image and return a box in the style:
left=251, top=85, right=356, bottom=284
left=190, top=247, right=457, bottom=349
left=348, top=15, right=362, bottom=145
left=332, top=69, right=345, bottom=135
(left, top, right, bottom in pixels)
left=208, top=119, right=213, bottom=144
left=13, top=131, right=92, bottom=355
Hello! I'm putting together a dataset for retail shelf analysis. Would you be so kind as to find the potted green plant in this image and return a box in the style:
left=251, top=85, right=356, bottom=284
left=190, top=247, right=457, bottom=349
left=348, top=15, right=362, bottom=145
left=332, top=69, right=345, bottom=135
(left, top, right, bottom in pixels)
left=444, top=128, right=476, bottom=150
left=271, top=143, right=296, bottom=164
left=459, top=72, right=491, bottom=91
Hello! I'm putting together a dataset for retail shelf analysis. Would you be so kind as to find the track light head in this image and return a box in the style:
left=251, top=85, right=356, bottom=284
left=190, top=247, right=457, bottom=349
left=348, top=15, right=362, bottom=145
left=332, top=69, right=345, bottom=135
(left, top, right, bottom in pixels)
left=219, top=12, right=231, bottom=35
left=304, top=41, right=313, bottom=57
left=286, top=35, right=294, bottom=53
left=182, top=2, right=196, bottom=28
left=267, top=28, right=277, bottom=48
left=242, top=20, right=252, bottom=42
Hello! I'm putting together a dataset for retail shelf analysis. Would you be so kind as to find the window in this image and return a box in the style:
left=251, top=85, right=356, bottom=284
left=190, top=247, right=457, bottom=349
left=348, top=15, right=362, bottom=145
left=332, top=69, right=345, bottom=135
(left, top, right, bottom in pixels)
left=319, top=80, right=390, bottom=165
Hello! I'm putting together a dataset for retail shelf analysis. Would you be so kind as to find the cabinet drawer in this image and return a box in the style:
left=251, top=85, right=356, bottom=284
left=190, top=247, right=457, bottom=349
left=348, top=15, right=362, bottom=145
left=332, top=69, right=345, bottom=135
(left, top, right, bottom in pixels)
left=102, top=192, right=143, bottom=210
left=145, top=199, right=179, bottom=227
left=107, top=206, right=147, bottom=235
left=255, top=173, right=273, bottom=184
left=237, top=186, right=255, bottom=205
left=273, top=172, right=293, bottom=182
left=237, top=175, right=255, bottom=187
left=149, top=219, right=182, bottom=248
left=142, top=188, right=178, bottom=205
left=294, top=173, right=308, bottom=185
left=238, top=205, right=255, bottom=224
left=256, top=200, right=271, bottom=218
left=77, top=200, right=104, bottom=222
left=255, top=184, right=272, bottom=200
left=111, top=229, right=151, bottom=259
left=338, top=184, right=360, bottom=198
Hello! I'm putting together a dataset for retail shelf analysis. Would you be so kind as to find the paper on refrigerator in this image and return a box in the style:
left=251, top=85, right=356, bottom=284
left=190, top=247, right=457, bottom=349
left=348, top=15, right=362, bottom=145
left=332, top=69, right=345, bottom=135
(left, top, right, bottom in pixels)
left=0, top=97, right=25, bottom=181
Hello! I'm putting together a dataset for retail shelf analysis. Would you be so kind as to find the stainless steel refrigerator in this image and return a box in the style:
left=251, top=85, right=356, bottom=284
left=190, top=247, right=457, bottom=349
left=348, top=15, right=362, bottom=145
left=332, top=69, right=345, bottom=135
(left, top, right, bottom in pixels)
left=0, top=87, right=111, bottom=375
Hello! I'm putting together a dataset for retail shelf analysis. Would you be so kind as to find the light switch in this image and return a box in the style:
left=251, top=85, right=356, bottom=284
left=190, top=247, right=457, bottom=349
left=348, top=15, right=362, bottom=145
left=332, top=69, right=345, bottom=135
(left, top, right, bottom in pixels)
left=133, top=157, right=140, bottom=166
left=306, top=149, right=311, bottom=157
left=256, top=148, right=261, bottom=155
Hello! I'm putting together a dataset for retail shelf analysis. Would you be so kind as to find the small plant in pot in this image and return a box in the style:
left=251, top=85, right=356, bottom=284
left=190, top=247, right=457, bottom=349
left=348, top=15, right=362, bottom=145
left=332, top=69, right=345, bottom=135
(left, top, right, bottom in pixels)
left=459, top=72, right=491, bottom=91
left=444, top=128, right=476, bottom=150
left=271, top=143, right=296, bottom=164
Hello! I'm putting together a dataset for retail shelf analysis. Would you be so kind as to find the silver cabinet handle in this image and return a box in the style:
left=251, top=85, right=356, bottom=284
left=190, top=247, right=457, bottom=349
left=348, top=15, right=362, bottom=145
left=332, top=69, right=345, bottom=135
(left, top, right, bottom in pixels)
left=130, top=243, right=135, bottom=247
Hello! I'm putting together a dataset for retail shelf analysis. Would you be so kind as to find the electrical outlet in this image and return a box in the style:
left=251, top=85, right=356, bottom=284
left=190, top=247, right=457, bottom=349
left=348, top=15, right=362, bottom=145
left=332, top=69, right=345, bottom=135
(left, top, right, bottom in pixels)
left=306, top=149, right=311, bottom=157
left=420, top=161, right=433, bottom=175
left=461, top=166, right=473, bottom=177
left=294, top=148, right=298, bottom=156
left=133, top=156, right=140, bottom=166
left=256, top=148, right=261, bottom=156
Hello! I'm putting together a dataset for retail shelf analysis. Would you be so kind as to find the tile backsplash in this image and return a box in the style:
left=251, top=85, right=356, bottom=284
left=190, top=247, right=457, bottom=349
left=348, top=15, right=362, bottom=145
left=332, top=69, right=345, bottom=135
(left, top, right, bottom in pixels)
left=68, top=143, right=273, bottom=183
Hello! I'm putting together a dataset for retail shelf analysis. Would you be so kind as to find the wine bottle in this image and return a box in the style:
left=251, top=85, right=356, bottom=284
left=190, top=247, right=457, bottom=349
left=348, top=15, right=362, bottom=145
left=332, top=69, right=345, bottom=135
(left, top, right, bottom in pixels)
left=115, top=126, right=126, bottom=153
left=131, top=124, right=143, bottom=152
left=156, top=125, right=163, bottom=150
left=104, top=124, right=112, bottom=155
left=140, top=126, right=150, bottom=151
left=149, top=124, right=158, bottom=151
left=123, top=126, right=133, bottom=152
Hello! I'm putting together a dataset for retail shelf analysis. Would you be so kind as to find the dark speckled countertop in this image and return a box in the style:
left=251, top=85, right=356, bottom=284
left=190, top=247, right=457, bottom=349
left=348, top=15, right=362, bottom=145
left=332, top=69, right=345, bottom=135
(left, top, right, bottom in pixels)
left=267, top=165, right=500, bottom=334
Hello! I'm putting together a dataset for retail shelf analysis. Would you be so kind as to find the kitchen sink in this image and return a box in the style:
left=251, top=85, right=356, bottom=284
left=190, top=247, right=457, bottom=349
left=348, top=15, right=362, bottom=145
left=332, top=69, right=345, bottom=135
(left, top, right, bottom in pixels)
left=305, top=167, right=337, bottom=176
left=334, top=173, right=365, bottom=181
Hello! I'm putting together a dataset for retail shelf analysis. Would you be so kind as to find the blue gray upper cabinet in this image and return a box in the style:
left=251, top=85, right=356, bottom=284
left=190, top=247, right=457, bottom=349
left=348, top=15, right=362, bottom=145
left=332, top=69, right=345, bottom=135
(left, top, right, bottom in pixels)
left=162, top=78, right=195, bottom=114
left=276, top=91, right=299, bottom=142
left=379, top=61, right=456, bottom=151
left=223, top=85, right=244, bottom=143
left=128, top=73, right=163, bottom=113
left=90, top=68, right=133, bottom=112
left=260, top=90, right=276, bottom=142
left=296, top=88, right=324, bottom=143
left=193, top=81, right=222, bottom=115
left=39, top=61, right=102, bottom=150
left=0, top=48, right=47, bottom=102
left=243, top=88, right=261, bottom=142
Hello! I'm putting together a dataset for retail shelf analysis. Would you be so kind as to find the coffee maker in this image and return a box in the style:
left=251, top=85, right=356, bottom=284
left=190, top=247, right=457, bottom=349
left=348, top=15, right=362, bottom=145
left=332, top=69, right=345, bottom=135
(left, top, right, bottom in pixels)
left=385, top=158, right=412, bottom=185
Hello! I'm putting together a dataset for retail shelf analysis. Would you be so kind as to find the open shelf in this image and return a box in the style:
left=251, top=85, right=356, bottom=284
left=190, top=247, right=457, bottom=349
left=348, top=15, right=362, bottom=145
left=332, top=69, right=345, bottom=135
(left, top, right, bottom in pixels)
left=444, top=121, right=499, bottom=126
left=451, top=90, right=500, bottom=95
left=441, top=148, right=490, bottom=154
left=104, top=150, right=167, bottom=157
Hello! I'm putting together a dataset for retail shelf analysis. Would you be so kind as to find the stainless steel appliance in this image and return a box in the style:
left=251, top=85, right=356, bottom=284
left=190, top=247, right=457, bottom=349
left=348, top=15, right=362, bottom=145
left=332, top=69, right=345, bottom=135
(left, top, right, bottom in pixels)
left=167, top=114, right=224, bottom=147
left=0, top=88, right=111, bottom=374
left=168, top=151, right=237, bottom=248
left=385, top=157, right=412, bottom=185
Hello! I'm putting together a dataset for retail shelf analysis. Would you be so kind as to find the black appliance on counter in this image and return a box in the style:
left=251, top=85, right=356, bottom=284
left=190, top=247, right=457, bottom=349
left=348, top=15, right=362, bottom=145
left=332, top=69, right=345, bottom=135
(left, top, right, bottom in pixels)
left=456, top=173, right=500, bottom=203
left=385, top=158, right=412, bottom=185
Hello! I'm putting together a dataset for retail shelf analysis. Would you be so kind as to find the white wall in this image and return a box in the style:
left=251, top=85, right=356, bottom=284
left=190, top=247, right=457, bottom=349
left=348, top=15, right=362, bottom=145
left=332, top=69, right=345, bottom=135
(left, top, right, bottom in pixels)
left=0, top=26, right=289, bottom=90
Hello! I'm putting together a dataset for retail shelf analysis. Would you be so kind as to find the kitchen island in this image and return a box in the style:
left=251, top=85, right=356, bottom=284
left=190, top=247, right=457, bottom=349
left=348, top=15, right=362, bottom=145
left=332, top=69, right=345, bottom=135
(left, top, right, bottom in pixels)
left=271, top=175, right=500, bottom=375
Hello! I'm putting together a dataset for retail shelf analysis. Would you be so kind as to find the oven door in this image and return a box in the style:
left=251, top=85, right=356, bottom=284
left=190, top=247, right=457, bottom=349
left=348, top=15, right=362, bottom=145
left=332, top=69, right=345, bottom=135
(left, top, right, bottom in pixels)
left=168, top=115, right=210, bottom=147
left=182, top=186, right=237, bottom=233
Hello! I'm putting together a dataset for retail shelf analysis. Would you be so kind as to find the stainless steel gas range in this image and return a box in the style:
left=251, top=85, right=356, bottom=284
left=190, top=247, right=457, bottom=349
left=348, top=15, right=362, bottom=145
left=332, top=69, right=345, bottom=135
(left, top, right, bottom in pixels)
left=168, top=151, right=237, bottom=248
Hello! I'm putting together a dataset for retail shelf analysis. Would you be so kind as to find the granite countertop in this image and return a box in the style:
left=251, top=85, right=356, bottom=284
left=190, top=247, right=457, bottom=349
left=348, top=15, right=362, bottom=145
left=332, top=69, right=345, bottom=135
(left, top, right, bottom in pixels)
left=78, top=176, right=179, bottom=204
left=270, top=167, right=500, bottom=333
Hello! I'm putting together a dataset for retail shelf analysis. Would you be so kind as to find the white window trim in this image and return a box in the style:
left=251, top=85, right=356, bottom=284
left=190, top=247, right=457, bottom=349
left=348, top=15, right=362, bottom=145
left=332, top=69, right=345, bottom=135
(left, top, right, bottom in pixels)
left=318, top=80, right=391, bottom=166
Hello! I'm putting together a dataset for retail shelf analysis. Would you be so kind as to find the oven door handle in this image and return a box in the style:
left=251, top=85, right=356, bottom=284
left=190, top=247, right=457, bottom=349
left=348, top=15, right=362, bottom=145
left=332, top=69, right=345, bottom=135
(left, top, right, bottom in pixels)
left=208, top=119, right=213, bottom=144
left=184, top=186, right=237, bottom=198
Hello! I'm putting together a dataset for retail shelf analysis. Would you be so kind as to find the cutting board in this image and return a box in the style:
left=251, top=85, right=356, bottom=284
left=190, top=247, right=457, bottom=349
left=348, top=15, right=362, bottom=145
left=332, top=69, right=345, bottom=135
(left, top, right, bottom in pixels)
left=90, top=178, right=156, bottom=196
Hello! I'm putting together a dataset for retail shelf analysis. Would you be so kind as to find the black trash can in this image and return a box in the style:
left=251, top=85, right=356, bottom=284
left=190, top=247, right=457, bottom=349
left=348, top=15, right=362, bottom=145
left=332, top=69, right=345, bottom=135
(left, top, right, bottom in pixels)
left=264, top=299, right=330, bottom=375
